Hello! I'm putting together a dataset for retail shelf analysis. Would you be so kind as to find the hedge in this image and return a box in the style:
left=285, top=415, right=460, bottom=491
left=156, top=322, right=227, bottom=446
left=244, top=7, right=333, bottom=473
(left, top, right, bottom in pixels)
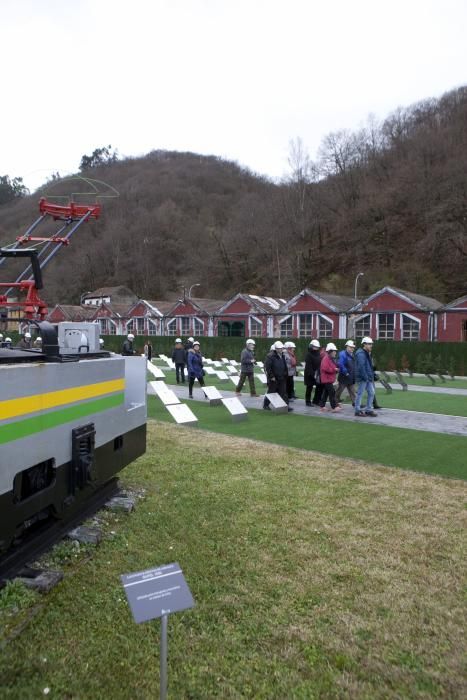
left=101, top=335, right=467, bottom=376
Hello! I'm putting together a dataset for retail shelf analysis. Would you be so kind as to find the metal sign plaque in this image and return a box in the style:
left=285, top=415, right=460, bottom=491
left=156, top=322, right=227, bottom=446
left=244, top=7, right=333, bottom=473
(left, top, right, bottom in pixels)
left=256, top=372, right=268, bottom=385
left=221, top=357, right=229, bottom=363
left=229, top=376, right=240, bottom=387
left=150, top=381, right=180, bottom=406
left=121, top=562, right=195, bottom=624
left=203, top=386, right=223, bottom=405
left=204, top=366, right=217, bottom=375
left=265, top=392, right=288, bottom=413
left=212, top=360, right=223, bottom=367
left=147, top=361, right=166, bottom=379
left=221, top=397, right=248, bottom=422
left=166, top=403, right=198, bottom=425
left=215, top=371, right=229, bottom=382
left=225, top=365, right=239, bottom=375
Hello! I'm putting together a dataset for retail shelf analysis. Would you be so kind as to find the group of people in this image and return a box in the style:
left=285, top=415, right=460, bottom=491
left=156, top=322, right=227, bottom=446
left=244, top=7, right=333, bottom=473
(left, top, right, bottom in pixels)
left=0, top=332, right=42, bottom=350
left=175, top=335, right=380, bottom=417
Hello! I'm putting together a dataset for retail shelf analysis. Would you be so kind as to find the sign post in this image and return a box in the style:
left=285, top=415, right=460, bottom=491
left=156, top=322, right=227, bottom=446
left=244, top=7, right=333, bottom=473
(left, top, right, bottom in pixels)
left=121, top=562, right=194, bottom=700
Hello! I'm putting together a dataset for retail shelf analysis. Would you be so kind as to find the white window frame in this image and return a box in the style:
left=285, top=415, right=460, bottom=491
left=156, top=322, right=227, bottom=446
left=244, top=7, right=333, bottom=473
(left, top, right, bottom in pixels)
left=249, top=315, right=263, bottom=337
left=180, top=317, right=190, bottom=336
left=166, top=318, right=177, bottom=336
left=298, top=313, right=313, bottom=338
left=193, top=317, right=204, bottom=337
left=377, top=313, right=395, bottom=340
left=99, top=318, right=117, bottom=335
left=354, top=314, right=371, bottom=340
left=401, top=312, right=420, bottom=341
left=317, top=313, right=333, bottom=339
left=279, top=315, right=293, bottom=338
left=147, top=318, right=159, bottom=336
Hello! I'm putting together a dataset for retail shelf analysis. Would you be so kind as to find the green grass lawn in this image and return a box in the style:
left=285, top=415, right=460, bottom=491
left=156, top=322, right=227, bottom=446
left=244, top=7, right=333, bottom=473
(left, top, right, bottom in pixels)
left=147, top=397, right=467, bottom=480
left=1, top=422, right=465, bottom=699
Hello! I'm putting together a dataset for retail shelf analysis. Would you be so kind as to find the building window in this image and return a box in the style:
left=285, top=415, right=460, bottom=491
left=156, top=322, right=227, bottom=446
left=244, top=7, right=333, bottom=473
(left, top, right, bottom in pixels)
left=99, top=319, right=117, bottom=335
left=378, top=313, right=395, bottom=340
left=147, top=319, right=158, bottom=336
left=279, top=316, right=293, bottom=337
left=355, top=315, right=371, bottom=340
left=180, top=317, right=190, bottom=336
left=299, top=314, right=312, bottom=337
left=166, top=318, right=177, bottom=336
left=193, top=318, right=204, bottom=337
left=317, top=315, right=333, bottom=338
left=401, top=314, right=420, bottom=341
left=250, top=318, right=262, bottom=337
left=218, top=321, right=245, bottom=337
left=127, top=317, right=145, bottom=335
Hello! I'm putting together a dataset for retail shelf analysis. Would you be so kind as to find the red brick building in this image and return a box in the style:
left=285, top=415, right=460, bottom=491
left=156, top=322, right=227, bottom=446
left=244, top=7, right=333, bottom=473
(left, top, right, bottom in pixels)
left=349, top=287, right=443, bottom=341
left=277, top=289, right=355, bottom=339
left=216, top=294, right=287, bottom=337
left=437, top=295, right=467, bottom=342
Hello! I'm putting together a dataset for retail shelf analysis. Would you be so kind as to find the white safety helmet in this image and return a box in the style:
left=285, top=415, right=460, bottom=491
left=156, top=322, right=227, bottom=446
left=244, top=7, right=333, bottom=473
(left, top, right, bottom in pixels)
left=25, top=332, right=31, bottom=339
left=175, top=338, right=182, bottom=343
left=188, top=337, right=194, bottom=342
left=246, top=338, right=255, bottom=346
left=5, top=337, right=12, bottom=343
left=326, top=342, right=337, bottom=352
left=193, top=340, right=200, bottom=347
left=361, top=336, right=373, bottom=345
left=270, top=343, right=276, bottom=351
left=345, top=340, right=356, bottom=348
left=127, top=333, right=135, bottom=340
left=35, top=336, right=42, bottom=343
left=309, top=339, right=320, bottom=348
left=0, top=333, right=3, bottom=339
left=99, top=338, right=105, bottom=346
left=274, top=341, right=284, bottom=350
left=284, top=341, right=296, bottom=349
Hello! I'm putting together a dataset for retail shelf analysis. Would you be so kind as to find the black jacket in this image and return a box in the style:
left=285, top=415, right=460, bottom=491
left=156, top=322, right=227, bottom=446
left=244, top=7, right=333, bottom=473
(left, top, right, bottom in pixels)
left=122, top=340, right=134, bottom=356
left=172, top=347, right=187, bottom=364
left=264, top=350, right=288, bottom=381
left=304, top=349, right=322, bottom=386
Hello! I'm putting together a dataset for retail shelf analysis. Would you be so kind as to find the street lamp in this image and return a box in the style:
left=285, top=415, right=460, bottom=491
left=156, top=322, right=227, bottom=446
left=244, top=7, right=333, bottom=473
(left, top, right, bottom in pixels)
left=188, top=283, right=200, bottom=299
left=354, top=272, right=364, bottom=300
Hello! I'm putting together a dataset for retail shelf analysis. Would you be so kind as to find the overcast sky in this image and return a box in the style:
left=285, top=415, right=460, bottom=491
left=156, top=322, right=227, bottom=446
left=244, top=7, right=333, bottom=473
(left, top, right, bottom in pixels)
left=2, top=0, right=467, bottom=192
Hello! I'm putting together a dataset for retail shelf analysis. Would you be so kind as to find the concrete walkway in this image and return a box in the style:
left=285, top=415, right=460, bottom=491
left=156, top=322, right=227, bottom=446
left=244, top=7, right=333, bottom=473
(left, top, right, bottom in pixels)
left=156, top=384, right=467, bottom=438
left=293, top=375, right=467, bottom=396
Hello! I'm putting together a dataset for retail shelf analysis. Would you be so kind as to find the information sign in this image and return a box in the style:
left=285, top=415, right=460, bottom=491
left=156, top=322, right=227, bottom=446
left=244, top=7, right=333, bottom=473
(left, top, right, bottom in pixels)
left=121, top=562, right=195, bottom=624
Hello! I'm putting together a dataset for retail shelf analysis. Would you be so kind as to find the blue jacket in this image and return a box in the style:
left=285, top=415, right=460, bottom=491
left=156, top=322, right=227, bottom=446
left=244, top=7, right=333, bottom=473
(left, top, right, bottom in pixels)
left=354, top=348, right=374, bottom=383
left=187, top=349, right=204, bottom=378
left=338, top=349, right=355, bottom=384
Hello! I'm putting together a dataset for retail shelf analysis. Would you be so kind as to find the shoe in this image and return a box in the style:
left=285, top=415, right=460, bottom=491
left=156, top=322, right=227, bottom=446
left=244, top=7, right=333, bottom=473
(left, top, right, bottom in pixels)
left=373, top=404, right=382, bottom=410
left=332, top=407, right=342, bottom=412
left=287, top=407, right=294, bottom=412
left=352, top=402, right=355, bottom=407
left=263, top=405, right=271, bottom=411
left=319, top=407, right=329, bottom=412
left=355, top=411, right=366, bottom=417
left=235, top=391, right=242, bottom=396
left=305, top=402, right=312, bottom=407
left=365, top=411, right=378, bottom=417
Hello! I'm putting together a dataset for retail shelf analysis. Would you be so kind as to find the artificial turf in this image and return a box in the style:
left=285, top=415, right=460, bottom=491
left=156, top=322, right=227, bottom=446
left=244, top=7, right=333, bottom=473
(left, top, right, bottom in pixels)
left=147, top=397, right=467, bottom=480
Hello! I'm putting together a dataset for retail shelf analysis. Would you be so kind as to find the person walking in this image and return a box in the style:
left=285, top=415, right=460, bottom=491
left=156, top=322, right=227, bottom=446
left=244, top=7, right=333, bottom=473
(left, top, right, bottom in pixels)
left=319, top=343, right=340, bottom=412
left=304, top=339, right=323, bottom=406
left=263, top=341, right=292, bottom=411
left=144, top=341, right=153, bottom=361
left=354, top=337, right=378, bottom=417
left=172, top=338, right=187, bottom=384
left=187, top=341, right=205, bottom=398
left=284, top=341, right=298, bottom=400
left=235, top=338, right=259, bottom=397
left=122, top=333, right=135, bottom=356
left=336, top=340, right=356, bottom=405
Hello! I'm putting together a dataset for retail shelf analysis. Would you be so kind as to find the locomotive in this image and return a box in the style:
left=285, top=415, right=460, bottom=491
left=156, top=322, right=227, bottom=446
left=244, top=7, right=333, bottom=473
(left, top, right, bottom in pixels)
left=0, top=187, right=147, bottom=555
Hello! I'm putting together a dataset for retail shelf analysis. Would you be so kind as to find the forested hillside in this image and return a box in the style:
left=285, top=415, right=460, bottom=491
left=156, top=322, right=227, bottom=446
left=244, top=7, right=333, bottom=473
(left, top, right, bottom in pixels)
left=1, top=86, right=466, bottom=305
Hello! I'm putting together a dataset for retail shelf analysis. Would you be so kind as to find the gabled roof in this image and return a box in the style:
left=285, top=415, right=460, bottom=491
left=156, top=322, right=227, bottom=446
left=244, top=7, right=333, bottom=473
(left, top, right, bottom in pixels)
left=47, top=304, right=96, bottom=321
left=83, top=286, right=138, bottom=302
left=350, top=286, right=443, bottom=312
left=442, top=294, right=467, bottom=309
left=217, top=293, right=287, bottom=315
left=129, top=299, right=173, bottom=317
left=92, top=302, right=130, bottom=318
left=188, top=298, right=227, bottom=315
left=282, top=289, right=355, bottom=313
